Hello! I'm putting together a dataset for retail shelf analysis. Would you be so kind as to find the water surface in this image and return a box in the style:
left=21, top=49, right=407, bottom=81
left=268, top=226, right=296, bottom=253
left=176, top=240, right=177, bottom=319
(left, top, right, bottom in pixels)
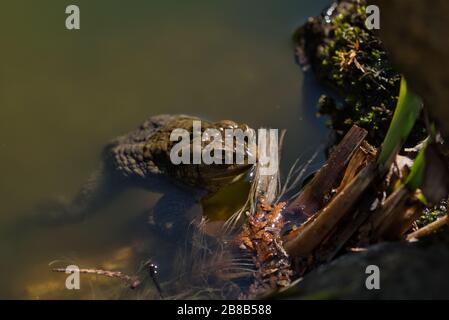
left=0, top=0, right=330, bottom=299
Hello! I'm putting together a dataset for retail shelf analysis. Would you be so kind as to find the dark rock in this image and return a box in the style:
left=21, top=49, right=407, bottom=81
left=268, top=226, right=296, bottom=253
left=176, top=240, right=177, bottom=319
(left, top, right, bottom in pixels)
left=371, top=0, right=449, bottom=138
left=285, top=234, right=449, bottom=299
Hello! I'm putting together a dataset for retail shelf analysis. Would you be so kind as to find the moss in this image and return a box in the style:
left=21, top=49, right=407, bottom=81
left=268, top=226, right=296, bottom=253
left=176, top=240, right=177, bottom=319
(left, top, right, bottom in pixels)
left=295, top=0, right=426, bottom=149
left=416, top=199, right=448, bottom=229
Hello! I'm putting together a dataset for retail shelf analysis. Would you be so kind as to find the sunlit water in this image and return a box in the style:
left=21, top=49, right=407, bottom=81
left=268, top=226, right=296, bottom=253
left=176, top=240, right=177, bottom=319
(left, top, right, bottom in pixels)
left=0, top=0, right=331, bottom=299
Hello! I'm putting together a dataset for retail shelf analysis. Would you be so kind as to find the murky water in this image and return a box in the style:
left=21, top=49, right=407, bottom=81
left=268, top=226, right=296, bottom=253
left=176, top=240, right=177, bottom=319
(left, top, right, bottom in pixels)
left=0, top=0, right=330, bottom=299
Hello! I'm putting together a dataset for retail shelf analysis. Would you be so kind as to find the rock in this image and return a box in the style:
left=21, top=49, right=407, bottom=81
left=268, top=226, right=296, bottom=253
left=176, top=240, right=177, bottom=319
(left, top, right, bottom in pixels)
left=283, top=234, right=449, bottom=299
left=371, top=0, right=449, bottom=138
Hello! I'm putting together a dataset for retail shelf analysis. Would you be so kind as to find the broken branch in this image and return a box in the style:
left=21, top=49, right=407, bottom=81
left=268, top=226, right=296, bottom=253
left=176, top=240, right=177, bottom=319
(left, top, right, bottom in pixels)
left=284, top=161, right=378, bottom=257
left=407, top=215, right=449, bottom=240
left=284, top=125, right=368, bottom=222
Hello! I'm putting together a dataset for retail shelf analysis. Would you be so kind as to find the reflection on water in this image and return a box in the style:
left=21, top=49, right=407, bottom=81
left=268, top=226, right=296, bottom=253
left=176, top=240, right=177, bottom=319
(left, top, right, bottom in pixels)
left=0, top=0, right=330, bottom=299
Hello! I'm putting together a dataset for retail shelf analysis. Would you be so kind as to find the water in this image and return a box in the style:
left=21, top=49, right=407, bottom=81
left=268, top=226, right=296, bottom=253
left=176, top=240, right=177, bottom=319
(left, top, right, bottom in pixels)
left=0, top=0, right=330, bottom=299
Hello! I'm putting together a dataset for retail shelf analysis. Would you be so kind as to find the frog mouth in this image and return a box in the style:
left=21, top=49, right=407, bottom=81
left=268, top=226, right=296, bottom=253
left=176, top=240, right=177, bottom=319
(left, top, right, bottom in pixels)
left=203, top=164, right=254, bottom=182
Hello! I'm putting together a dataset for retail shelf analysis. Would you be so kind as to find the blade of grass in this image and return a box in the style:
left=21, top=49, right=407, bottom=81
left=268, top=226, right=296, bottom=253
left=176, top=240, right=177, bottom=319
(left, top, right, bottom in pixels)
left=377, top=77, right=423, bottom=168
left=405, top=143, right=427, bottom=192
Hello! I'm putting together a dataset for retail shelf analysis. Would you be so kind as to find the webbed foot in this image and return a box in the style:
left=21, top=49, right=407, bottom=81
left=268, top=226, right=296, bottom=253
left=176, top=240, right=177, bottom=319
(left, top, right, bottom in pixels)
left=149, top=189, right=204, bottom=239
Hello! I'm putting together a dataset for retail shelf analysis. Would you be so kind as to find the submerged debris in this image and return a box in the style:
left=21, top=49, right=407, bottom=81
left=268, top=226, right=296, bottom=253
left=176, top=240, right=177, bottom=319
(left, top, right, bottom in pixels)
left=52, top=259, right=164, bottom=298
left=236, top=197, right=292, bottom=298
left=52, top=267, right=141, bottom=289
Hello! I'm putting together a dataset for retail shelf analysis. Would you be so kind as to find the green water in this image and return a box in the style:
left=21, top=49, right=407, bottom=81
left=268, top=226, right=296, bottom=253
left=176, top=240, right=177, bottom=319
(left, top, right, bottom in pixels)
left=0, top=0, right=330, bottom=299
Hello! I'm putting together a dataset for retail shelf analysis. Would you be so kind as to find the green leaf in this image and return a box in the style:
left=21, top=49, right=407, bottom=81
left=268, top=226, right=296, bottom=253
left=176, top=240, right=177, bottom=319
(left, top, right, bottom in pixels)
left=405, top=143, right=427, bottom=192
left=377, top=77, right=422, bottom=167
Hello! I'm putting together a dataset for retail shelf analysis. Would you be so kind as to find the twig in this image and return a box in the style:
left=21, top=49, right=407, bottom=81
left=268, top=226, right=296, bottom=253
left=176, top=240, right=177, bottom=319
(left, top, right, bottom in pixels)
left=284, top=125, right=368, bottom=221
left=52, top=268, right=141, bottom=289
left=407, top=215, right=449, bottom=240
left=284, top=161, right=378, bottom=257
left=144, top=261, right=164, bottom=299
left=369, top=185, right=411, bottom=239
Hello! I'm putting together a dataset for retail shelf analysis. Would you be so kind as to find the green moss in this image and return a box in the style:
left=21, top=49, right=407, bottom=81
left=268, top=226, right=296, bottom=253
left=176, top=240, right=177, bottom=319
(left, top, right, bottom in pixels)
left=416, top=199, right=448, bottom=228
left=295, top=0, right=426, bottom=148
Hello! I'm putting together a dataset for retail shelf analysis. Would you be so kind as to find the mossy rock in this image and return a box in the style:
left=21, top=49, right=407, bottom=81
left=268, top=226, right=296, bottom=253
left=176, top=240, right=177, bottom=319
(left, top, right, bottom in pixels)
left=294, top=0, right=426, bottom=149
